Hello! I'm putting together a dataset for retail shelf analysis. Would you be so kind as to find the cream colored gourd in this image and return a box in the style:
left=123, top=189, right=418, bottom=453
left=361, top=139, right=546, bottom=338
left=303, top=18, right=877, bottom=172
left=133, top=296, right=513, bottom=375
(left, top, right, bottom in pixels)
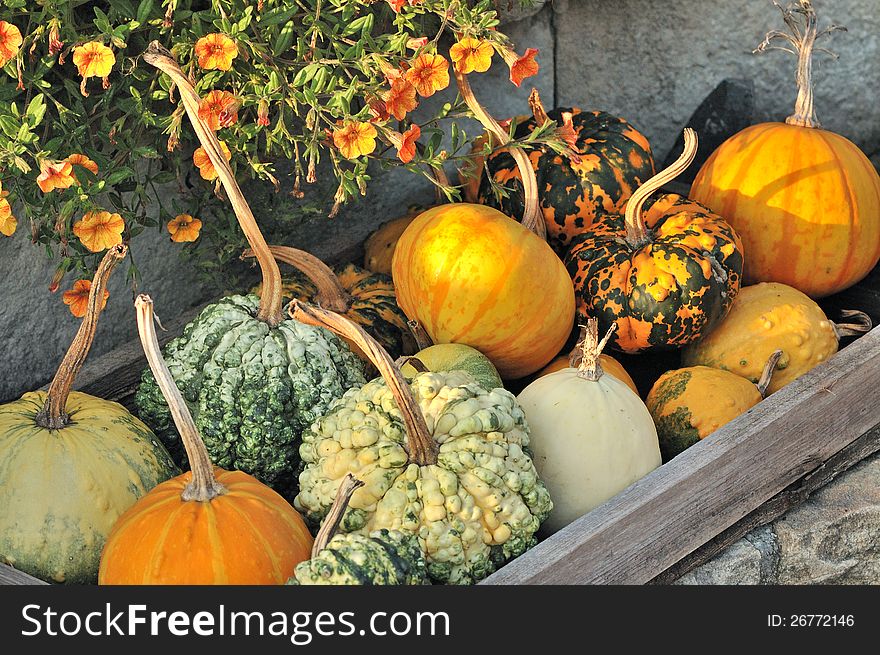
left=516, top=320, right=661, bottom=534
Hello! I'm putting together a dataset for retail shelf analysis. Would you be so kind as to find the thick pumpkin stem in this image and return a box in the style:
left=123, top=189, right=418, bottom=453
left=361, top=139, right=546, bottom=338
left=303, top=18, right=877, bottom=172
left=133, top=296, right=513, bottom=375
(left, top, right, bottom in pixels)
left=756, top=349, right=784, bottom=398
left=36, top=245, right=127, bottom=430
left=754, top=0, right=846, bottom=129
left=290, top=300, right=439, bottom=466
left=143, top=42, right=284, bottom=326
left=311, top=474, right=364, bottom=558
left=624, top=128, right=697, bottom=248
left=454, top=70, right=545, bottom=240
left=832, top=309, right=872, bottom=338
left=244, top=245, right=352, bottom=313
left=135, top=295, right=226, bottom=502
left=577, top=319, right=616, bottom=382
left=407, top=319, right=433, bottom=351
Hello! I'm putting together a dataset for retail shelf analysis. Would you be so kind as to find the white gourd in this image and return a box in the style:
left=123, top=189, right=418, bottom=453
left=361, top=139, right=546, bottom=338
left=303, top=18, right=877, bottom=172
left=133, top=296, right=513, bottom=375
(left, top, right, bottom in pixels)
left=517, top=320, right=661, bottom=534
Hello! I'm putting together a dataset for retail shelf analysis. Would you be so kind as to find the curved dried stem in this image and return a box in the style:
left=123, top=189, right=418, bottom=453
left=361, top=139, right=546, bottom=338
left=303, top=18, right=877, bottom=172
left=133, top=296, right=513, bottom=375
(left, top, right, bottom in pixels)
left=243, top=245, right=352, bottom=313
left=756, top=349, right=784, bottom=398
left=143, top=42, right=283, bottom=326
left=311, top=473, right=364, bottom=557
left=36, top=245, right=127, bottom=430
left=833, top=309, right=872, bottom=338
left=624, top=128, right=698, bottom=247
left=290, top=301, right=438, bottom=466
left=136, top=294, right=226, bottom=502
left=407, top=319, right=433, bottom=350
left=454, top=70, right=545, bottom=239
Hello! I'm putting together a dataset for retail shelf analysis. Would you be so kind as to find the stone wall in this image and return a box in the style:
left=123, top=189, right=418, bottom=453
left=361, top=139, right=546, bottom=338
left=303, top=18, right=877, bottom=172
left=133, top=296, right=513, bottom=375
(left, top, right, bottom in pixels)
left=2, top=0, right=878, bottom=399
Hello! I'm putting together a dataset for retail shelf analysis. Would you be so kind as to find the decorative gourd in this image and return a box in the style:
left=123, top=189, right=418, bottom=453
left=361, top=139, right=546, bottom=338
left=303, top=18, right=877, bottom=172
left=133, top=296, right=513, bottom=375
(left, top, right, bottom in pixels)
left=392, top=72, right=575, bottom=380
left=99, top=296, right=313, bottom=585
left=690, top=1, right=880, bottom=298
left=565, top=129, right=744, bottom=354
left=399, top=343, right=504, bottom=391
left=647, top=351, right=782, bottom=461
left=0, top=246, right=177, bottom=584
left=290, top=301, right=552, bottom=585
left=465, top=89, right=655, bottom=255
left=247, top=245, right=416, bottom=360
left=681, top=282, right=871, bottom=394
left=516, top=320, right=660, bottom=534
left=288, top=475, right=429, bottom=586
left=136, top=44, right=365, bottom=497
left=363, top=208, right=423, bottom=275
left=537, top=327, right=638, bottom=395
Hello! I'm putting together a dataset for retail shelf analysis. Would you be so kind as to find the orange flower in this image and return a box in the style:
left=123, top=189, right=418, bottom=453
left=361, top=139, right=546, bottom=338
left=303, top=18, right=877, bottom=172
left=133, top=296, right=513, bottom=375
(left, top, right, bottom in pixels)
left=0, top=196, right=16, bottom=237
left=66, top=153, right=99, bottom=182
left=332, top=121, right=377, bottom=159
left=48, top=19, right=63, bottom=56
left=394, top=125, right=421, bottom=164
left=406, top=54, right=449, bottom=98
left=449, top=37, right=493, bottom=74
left=167, top=214, right=203, bottom=243
left=72, top=210, right=125, bottom=252
left=193, top=141, right=232, bottom=181
left=37, top=160, right=76, bottom=193
left=0, top=21, right=22, bottom=67
left=73, top=41, right=115, bottom=96
left=62, top=279, right=109, bottom=318
left=387, top=0, right=420, bottom=12
left=257, top=99, right=270, bottom=126
left=194, top=33, right=238, bottom=71
left=198, top=90, right=239, bottom=131
left=384, top=78, right=418, bottom=121
left=502, top=47, right=539, bottom=87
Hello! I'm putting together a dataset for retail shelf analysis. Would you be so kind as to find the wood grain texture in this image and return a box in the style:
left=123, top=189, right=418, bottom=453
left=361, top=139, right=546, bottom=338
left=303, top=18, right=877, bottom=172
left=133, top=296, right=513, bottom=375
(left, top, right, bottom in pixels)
left=481, top=326, right=880, bottom=585
left=0, top=564, right=48, bottom=585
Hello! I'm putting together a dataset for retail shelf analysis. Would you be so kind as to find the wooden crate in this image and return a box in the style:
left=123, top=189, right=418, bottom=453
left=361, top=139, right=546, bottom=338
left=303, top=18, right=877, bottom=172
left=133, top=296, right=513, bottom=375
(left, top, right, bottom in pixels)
left=3, top=255, right=880, bottom=586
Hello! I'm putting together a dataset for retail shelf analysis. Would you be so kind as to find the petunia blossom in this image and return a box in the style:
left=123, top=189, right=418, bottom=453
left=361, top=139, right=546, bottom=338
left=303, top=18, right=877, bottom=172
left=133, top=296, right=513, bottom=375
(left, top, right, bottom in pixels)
left=384, top=78, right=418, bottom=121
left=194, top=33, right=238, bottom=71
left=332, top=121, right=377, bottom=159
left=405, top=53, right=449, bottom=98
left=198, top=90, right=239, bottom=131
left=72, top=210, right=125, bottom=252
left=192, top=141, right=232, bottom=181
left=73, top=41, right=115, bottom=96
left=37, top=160, right=76, bottom=193
left=167, top=214, right=203, bottom=243
left=0, top=21, right=22, bottom=67
left=449, top=37, right=493, bottom=74
left=62, top=279, right=109, bottom=318
left=389, top=124, right=421, bottom=164
left=66, top=154, right=99, bottom=182
left=0, top=196, right=16, bottom=237
left=502, top=47, right=539, bottom=87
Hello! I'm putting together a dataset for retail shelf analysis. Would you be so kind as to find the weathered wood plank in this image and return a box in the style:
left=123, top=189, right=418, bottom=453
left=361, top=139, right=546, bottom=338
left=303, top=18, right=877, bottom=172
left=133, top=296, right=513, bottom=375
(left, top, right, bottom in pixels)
left=650, top=424, right=880, bottom=584
left=481, top=326, right=880, bottom=585
left=0, top=563, right=48, bottom=586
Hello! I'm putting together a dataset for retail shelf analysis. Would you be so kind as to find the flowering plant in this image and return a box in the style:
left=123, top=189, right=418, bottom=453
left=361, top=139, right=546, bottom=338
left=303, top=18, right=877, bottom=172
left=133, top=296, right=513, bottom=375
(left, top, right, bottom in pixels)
left=0, top=0, right=557, bottom=310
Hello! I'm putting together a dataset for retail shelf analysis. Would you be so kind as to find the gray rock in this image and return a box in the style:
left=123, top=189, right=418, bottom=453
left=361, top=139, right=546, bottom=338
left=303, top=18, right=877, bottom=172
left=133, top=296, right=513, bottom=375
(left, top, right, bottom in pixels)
left=676, top=450, right=880, bottom=585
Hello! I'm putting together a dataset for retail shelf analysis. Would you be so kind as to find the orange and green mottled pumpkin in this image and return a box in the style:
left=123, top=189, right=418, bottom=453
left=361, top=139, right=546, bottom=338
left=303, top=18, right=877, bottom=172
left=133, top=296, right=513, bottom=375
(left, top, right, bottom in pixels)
left=564, top=129, right=743, bottom=354
left=467, top=90, right=655, bottom=255
left=646, top=351, right=781, bottom=461
left=690, top=1, right=880, bottom=298
left=392, top=203, right=575, bottom=379
left=99, top=296, right=312, bottom=585
left=251, top=246, right=417, bottom=361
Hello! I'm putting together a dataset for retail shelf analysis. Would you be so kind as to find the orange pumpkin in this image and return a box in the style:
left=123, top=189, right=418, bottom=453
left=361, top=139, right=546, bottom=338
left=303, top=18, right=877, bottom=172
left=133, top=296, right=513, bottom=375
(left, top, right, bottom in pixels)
left=99, top=296, right=313, bottom=585
left=690, top=1, right=880, bottom=298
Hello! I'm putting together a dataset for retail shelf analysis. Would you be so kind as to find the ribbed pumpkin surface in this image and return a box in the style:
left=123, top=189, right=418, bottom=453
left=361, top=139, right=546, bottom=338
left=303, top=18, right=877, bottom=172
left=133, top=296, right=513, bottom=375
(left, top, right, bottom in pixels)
left=99, top=468, right=312, bottom=585
left=392, top=203, right=575, bottom=379
left=691, top=122, right=880, bottom=298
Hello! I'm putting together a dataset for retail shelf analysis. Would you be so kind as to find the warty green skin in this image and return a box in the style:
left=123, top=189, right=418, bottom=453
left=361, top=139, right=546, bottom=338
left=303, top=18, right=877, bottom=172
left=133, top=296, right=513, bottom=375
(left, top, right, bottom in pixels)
left=295, top=370, right=552, bottom=585
left=134, top=295, right=365, bottom=498
left=288, top=529, right=429, bottom=585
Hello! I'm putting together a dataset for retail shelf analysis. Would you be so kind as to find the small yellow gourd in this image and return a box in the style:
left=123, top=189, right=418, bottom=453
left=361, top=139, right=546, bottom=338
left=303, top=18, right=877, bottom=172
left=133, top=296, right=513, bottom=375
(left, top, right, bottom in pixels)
left=516, top=320, right=661, bottom=534
left=647, top=351, right=782, bottom=461
left=681, top=282, right=871, bottom=394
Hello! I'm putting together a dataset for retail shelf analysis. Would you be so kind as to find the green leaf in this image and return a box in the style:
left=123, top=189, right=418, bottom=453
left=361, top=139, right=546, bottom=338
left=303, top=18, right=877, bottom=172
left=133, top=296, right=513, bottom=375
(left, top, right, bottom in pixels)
left=273, top=21, right=296, bottom=56
left=25, top=94, right=46, bottom=127
left=136, top=0, right=154, bottom=24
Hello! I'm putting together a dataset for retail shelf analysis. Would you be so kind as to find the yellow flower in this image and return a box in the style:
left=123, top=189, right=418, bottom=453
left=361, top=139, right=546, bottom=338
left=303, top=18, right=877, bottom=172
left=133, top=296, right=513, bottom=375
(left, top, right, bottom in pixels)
left=0, top=196, right=16, bottom=237
left=449, top=37, right=493, bottom=75
left=167, top=214, right=203, bottom=243
left=66, top=153, right=99, bottom=183
left=0, top=21, right=22, bottom=67
left=198, top=90, right=239, bottom=131
left=332, top=121, right=377, bottom=159
left=192, top=141, right=232, bottom=181
left=194, top=33, right=238, bottom=71
left=37, top=160, right=76, bottom=193
left=63, top=279, right=109, bottom=319
left=405, top=53, right=449, bottom=98
left=73, top=41, right=115, bottom=78
left=72, top=210, right=125, bottom=252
